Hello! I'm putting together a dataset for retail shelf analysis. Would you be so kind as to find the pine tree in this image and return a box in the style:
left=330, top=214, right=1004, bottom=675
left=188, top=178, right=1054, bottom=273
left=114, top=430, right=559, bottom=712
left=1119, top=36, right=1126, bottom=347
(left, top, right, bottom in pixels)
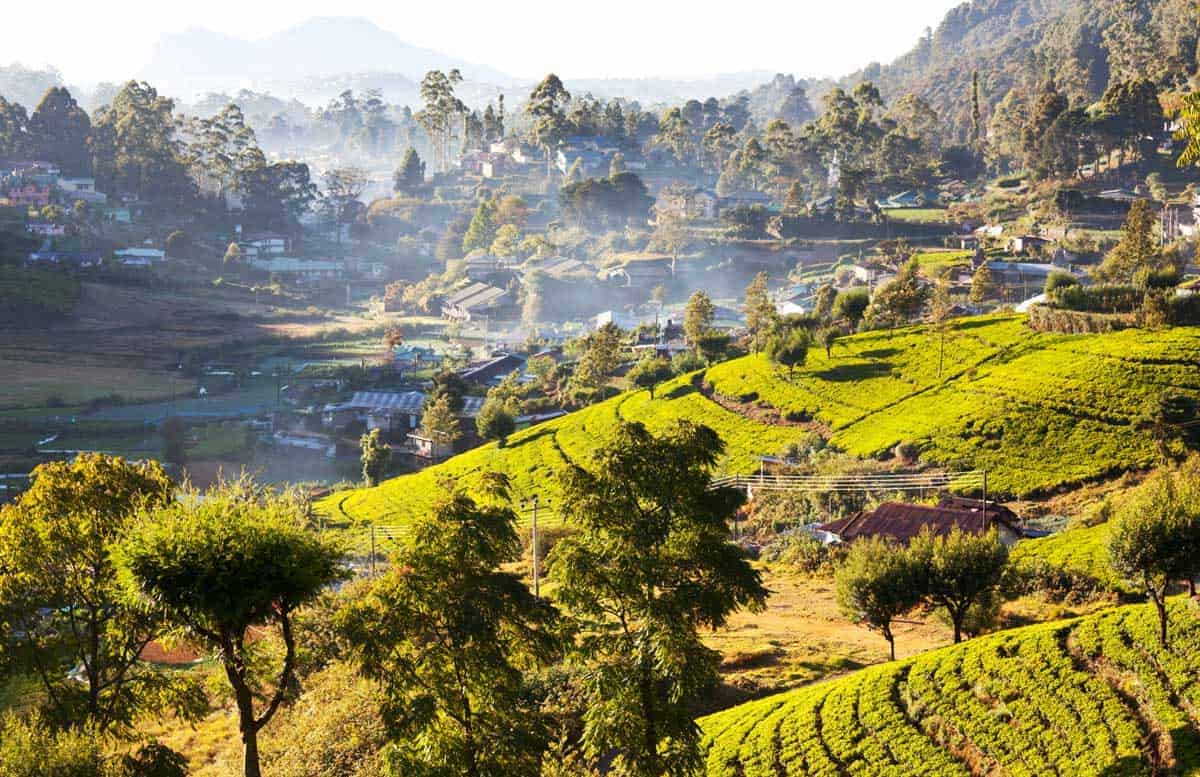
left=462, top=198, right=499, bottom=254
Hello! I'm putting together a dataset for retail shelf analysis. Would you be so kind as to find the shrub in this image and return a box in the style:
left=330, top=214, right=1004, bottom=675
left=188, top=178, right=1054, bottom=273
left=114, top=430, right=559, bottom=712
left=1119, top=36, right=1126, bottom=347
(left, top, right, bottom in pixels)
left=763, top=531, right=841, bottom=573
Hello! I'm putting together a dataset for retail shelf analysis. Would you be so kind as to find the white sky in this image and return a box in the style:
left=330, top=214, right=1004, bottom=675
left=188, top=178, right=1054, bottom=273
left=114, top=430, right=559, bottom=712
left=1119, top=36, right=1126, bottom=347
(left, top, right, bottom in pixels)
left=9, top=1, right=962, bottom=85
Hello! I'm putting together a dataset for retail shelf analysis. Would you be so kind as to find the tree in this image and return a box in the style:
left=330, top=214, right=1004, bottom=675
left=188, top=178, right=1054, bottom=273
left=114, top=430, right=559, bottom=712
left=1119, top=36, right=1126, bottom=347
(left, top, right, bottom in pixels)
left=813, top=283, right=837, bottom=320
left=836, top=537, right=923, bottom=660
left=164, top=230, right=190, bottom=259
left=393, top=147, right=425, bottom=193
left=1097, top=199, right=1162, bottom=282
left=321, top=167, right=368, bottom=254
left=609, top=150, right=626, bottom=177
left=908, top=527, right=1008, bottom=643
left=476, top=396, right=517, bottom=447
left=462, top=198, right=498, bottom=254
left=421, top=393, right=462, bottom=451
left=683, top=290, right=715, bottom=349
left=0, top=454, right=198, bottom=735
left=1108, top=466, right=1200, bottom=647
left=815, top=325, right=840, bottom=359
left=571, top=322, right=623, bottom=392
left=551, top=421, right=767, bottom=775
left=91, top=81, right=192, bottom=204
left=28, top=86, right=92, bottom=175
left=237, top=158, right=318, bottom=230
left=527, top=75, right=571, bottom=179
left=969, top=263, right=995, bottom=304
left=160, top=416, right=187, bottom=466
left=223, top=242, right=243, bottom=265
left=117, top=481, right=346, bottom=777
left=928, top=278, right=953, bottom=377
left=491, top=223, right=521, bottom=258
left=697, top=331, right=731, bottom=364
left=764, top=327, right=811, bottom=381
left=627, top=356, right=673, bottom=399
left=360, top=428, right=391, bottom=488
left=743, top=271, right=779, bottom=352
left=832, top=287, right=869, bottom=328
left=863, top=258, right=929, bottom=329
left=339, top=480, right=558, bottom=777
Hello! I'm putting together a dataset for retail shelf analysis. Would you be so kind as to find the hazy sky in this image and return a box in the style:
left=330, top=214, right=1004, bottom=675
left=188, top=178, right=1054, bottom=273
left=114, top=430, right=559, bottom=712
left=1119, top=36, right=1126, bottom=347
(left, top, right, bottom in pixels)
left=9, top=1, right=962, bottom=84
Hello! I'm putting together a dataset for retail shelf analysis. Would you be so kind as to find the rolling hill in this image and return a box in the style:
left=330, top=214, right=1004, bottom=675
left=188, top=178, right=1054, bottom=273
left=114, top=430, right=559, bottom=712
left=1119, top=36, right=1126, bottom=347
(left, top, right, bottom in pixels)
left=316, top=316, right=1200, bottom=528
left=699, top=597, right=1200, bottom=776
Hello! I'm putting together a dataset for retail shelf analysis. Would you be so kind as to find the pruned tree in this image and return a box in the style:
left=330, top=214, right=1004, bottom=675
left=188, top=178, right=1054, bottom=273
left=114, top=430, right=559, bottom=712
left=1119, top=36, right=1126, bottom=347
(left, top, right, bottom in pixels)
left=765, top=327, right=811, bottom=381
left=628, top=356, right=673, bottom=399
left=836, top=536, right=923, bottom=660
left=908, top=527, right=1008, bottom=644
left=360, top=428, right=391, bottom=488
left=117, top=481, right=346, bottom=777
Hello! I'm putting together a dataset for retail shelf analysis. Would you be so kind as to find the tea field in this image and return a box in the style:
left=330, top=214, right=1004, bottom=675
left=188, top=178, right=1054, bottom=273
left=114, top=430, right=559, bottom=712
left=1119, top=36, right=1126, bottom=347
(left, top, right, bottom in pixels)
left=317, top=317, right=1200, bottom=526
left=699, top=599, right=1200, bottom=776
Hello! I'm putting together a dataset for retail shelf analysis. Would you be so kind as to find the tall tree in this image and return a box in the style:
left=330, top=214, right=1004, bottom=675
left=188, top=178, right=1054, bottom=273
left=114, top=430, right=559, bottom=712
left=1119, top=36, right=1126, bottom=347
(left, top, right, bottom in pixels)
left=683, top=290, right=715, bottom=349
left=462, top=198, right=499, bottom=254
left=117, top=481, right=346, bottom=777
left=417, top=70, right=466, bottom=173
left=764, top=326, right=811, bottom=381
left=551, top=421, right=767, bottom=776
left=28, top=87, right=92, bottom=175
left=360, top=428, right=391, bottom=488
left=320, top=167, right=368, bottom=254
left=526, top=74, right=571, bottom=179
left=743, top=271, right=779, bottom=352
left=90, top=81, right=192, bottom=204
left=1097, top=199, right=1162, bottom=282
left=340, top=479, right=558, bottom=777
left=0, top=455, right=198, bottom=734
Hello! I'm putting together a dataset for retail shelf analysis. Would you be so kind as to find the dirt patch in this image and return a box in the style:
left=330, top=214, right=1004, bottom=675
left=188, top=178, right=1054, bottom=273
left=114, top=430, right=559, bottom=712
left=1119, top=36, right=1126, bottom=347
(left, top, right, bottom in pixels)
left=692, top=373, right=831, bottom=437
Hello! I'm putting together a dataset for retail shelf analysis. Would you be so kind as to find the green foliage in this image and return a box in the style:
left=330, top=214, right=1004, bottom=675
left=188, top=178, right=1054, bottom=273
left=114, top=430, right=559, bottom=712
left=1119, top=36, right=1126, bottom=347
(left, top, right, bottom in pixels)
left=683, top=289, right=715, bottom=348
left=832, top=287, right=869, bottom=327
left=0, top=454, right=198, bottom=734
left=835, top=536, right=923, bottom=659
left=360, top=428, right=391, bottom=488
left=0, top=266, right=81, bottom=326
left=1044, top=270, right=1080, bottom=295
left=1097, top=200, right=1163, bottom=283
left=627, top=356, right=673, bottom=399
left=393, top=147, right=425, bottom=193
left=550, top=421, right=767, bottom=776
left=969, top=263, right=995, bottom=304
left=703, top=599, right=1200, bottom=776
left=476, top=395, right=517, bottom=446
left=864, top=258, right=930, bottom=329
left=0, top=712, right=108, bottom=777
left=339, top=481, right=559, bottom=777
left=1108, top=463, right=1200, bottom=645
left=908, top=527, right=1008, bottom=643
left=118, top=481, right=346, bottom=777
left=763, top=327, right=810, bottom=380
left=743, top=271, right=779, bottom=351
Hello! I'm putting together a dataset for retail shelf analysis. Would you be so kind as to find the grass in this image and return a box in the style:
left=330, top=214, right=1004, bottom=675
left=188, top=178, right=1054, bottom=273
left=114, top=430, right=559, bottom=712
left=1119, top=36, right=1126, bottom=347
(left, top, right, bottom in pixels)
left=883, top=207, right=949, bottom=224
left=699, top=598, right=1200, bottom=776
left=317, top=317, right=1200, bottom=527
left=914, top=250, right=974, bottom=272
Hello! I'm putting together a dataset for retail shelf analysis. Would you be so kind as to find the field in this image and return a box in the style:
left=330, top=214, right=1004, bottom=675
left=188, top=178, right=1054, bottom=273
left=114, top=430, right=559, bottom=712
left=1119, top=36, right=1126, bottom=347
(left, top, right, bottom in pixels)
left=882, top=207, right=949, bottom=224
left=699, top=598, right=1200, bottom=776
left=319, top=317, right=1200, bottom=527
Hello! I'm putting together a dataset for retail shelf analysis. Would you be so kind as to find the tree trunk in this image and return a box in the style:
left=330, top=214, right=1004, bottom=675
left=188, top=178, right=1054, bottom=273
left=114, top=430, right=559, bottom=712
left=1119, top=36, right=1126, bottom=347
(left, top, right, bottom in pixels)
left=1153, top=593, right=1169, bottom=648
left=233, top=680, right=262, bottom=777
left=951, top=610, right=963, bottom=644
left=639, top=653, right=659, bottom=775
left=883, top=625, right=896, bottom=661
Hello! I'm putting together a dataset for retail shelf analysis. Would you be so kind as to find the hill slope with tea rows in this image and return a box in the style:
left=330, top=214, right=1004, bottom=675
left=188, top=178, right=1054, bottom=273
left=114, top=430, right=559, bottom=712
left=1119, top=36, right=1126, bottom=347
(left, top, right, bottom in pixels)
left=699, top=599, right=1200, bottom=776
left=317, top=317, right=1200, bottom=526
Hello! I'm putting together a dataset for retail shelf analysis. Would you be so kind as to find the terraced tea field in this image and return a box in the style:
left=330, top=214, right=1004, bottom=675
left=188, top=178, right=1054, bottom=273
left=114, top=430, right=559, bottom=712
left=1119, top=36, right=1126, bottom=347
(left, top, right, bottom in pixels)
left=700, top=599, right=1200, bottom=776
left=318, top=317, right=1200, bottom=526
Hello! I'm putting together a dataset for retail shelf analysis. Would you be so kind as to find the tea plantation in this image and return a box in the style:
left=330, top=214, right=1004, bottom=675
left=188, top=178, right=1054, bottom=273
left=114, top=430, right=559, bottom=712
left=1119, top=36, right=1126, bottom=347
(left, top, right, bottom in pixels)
left=699, top=599, right=1200, bottom=776
left=317, top=317, right=1200, bottom=526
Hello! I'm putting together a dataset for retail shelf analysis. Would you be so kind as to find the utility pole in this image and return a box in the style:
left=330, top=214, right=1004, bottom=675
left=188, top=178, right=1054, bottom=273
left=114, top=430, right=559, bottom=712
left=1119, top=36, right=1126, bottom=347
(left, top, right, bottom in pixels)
left=370, top=525, right=377, bottom=578
left=524, top=495, right=547, bottom=597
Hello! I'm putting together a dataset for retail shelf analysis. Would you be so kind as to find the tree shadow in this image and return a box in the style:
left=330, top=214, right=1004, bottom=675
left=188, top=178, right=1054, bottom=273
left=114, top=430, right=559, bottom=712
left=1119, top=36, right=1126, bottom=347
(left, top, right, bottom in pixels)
left=857, top=348, right=902, bottom=359
left=816, top=362, right=895, bottom=382
left=663, top=384, right=698, bottom=400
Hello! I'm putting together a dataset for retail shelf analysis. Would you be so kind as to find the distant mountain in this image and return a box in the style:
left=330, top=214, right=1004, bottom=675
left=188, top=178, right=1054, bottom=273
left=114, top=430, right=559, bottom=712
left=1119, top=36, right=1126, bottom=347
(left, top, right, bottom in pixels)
left=139, top=16, right=513, bottom=101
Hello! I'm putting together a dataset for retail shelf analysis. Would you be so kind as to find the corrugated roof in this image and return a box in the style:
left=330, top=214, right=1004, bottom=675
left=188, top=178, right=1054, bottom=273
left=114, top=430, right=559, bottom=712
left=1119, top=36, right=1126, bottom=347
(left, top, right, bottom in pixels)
left=819, top=501, right=1017, bottom=544
left=445, top=282, right=491, bottom=306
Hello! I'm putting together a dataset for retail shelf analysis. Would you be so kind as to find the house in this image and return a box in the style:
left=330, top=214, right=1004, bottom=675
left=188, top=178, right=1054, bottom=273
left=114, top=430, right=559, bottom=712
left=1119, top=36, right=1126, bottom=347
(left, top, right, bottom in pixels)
left=102, top=206, right=132, bottom=224
left=248, top=257, right=344, bottom=282
left=601, top=256, right=675, bottom=287
left=57, top=178, right=106, bottom=204
left=7, top=184, right=50, bottom=208
left=239, top=232, right=288, bottom=257
left=974, top=224, right=1005, bottom=240
left=526, top=255, right=594, bottom=281
left=883, top=190, right=930, bottom=208
left=984, top=260, right=1071, bottom=287
left=26, top=223, right=65, bottom=236
left=323, top=390, right=485, bottom=436
left=556, top=147, right=610, bottom=177
left=591, top=309, right=638, bottom=331
left=1163, top=197, right=1200, bottom=242
left=459, top=353, right=526, bottom=386
left=441, top=282, right=512, bottom=321
left=393, top=345, right=441, bottom=371
left=115, top=248, right=166, bottom=267
left=1007, top=235, right=1052, bottom=256
left=272, top=431, right=335, bottom=457
left=817, top=499, right=1023, bottom=546
left=26, top=250, right=101, bottom=268
left=1098, top=188, right=1141, bottom=203
left=655, top=185, right=719, bottom=221
left=719, top=190, right=773, bottom=210
left=462, top=254, right=506, bottom=281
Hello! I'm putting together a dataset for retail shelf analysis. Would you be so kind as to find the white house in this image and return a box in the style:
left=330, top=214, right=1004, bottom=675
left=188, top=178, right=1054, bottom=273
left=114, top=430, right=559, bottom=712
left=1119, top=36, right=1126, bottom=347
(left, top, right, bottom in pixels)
left=249, top=257, right=344, bottom=282
left=57, top=178, right=106, bottom=204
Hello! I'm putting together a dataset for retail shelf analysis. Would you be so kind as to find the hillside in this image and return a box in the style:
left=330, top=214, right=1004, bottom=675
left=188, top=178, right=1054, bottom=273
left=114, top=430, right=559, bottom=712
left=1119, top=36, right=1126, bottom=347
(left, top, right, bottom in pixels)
left=851, top=0, right=1200, bottom=144
left=317, top=317, right=1200, bottom=526
left=700, top=598, right=1200, bottom=775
